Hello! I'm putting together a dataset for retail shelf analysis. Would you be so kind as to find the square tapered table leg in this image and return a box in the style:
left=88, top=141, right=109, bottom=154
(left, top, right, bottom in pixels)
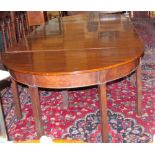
left=99, top=83, right=109, bottom=143
left=136, top=64, right=142, bottom=115
left=28, top=86, right=44, bottom=138
left=11, top=78, right=22, bottom=119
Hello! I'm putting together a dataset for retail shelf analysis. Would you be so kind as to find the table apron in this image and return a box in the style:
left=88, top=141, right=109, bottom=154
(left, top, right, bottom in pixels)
left=10, top=59, right=140, bottom=88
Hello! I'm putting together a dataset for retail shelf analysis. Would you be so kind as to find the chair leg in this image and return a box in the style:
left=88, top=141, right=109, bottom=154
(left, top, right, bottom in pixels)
left=0, top=97, right=8, bottom=141
left=11, top=78, right=22, bottom=119
left=136, top=64, right=142, bottom=115
left=98, top=83, right=109, bottom=143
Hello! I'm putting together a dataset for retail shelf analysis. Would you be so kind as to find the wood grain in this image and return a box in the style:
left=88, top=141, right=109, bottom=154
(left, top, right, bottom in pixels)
left=7, top=13, right=144, bottom=52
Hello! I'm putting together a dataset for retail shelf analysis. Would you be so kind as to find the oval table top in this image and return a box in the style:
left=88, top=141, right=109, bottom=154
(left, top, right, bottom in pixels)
left=2, top=12, right=144, bottom=88
left=2, top=47, right=143, bottom=76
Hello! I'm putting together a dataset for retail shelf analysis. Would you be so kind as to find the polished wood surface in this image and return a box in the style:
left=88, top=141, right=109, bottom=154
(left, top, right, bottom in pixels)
left=7, top=13, right=143, bottom=52
left=1, top=12, right=144, bottom=142
left=2, top=48, right=143, bottom=83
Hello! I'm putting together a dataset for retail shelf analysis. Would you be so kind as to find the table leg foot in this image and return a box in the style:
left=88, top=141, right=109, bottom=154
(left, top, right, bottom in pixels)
left=98, top=84, right=109, bottom=143
left=136, top=64, right=142, bottom=116
left=11, top=78, right=22, bottom=119
left=29, top=86, right=44, bottom=138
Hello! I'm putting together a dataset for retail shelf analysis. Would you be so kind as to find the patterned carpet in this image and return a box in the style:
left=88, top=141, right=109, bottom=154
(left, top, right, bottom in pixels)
left=1, top=18, right=155, bottom=143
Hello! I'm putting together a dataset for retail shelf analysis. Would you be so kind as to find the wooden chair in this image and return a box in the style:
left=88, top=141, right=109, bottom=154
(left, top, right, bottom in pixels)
left=1, top=22, right=8, bottom=52
left=0, top=53, right=22, bottom=141
left=0, top=12, right=18, bottom=52
left=26, top=11, right=45, bottom=33
left=0, top=70, right=10, bottom=142
left=0, top=54, right=10, bottom=141
left=22, top=12, right=30, bottom=35
left=0, top=18, right=16, bottom=52
left=129, top=11, right=150, bottom=18
left=0, top=15, right=28, bottom=52
left=14, top=12, right=27, bottom=42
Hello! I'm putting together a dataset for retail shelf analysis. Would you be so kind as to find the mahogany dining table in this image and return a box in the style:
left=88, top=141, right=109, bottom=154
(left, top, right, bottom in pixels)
left=1, top=12, right=144, bottom=142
